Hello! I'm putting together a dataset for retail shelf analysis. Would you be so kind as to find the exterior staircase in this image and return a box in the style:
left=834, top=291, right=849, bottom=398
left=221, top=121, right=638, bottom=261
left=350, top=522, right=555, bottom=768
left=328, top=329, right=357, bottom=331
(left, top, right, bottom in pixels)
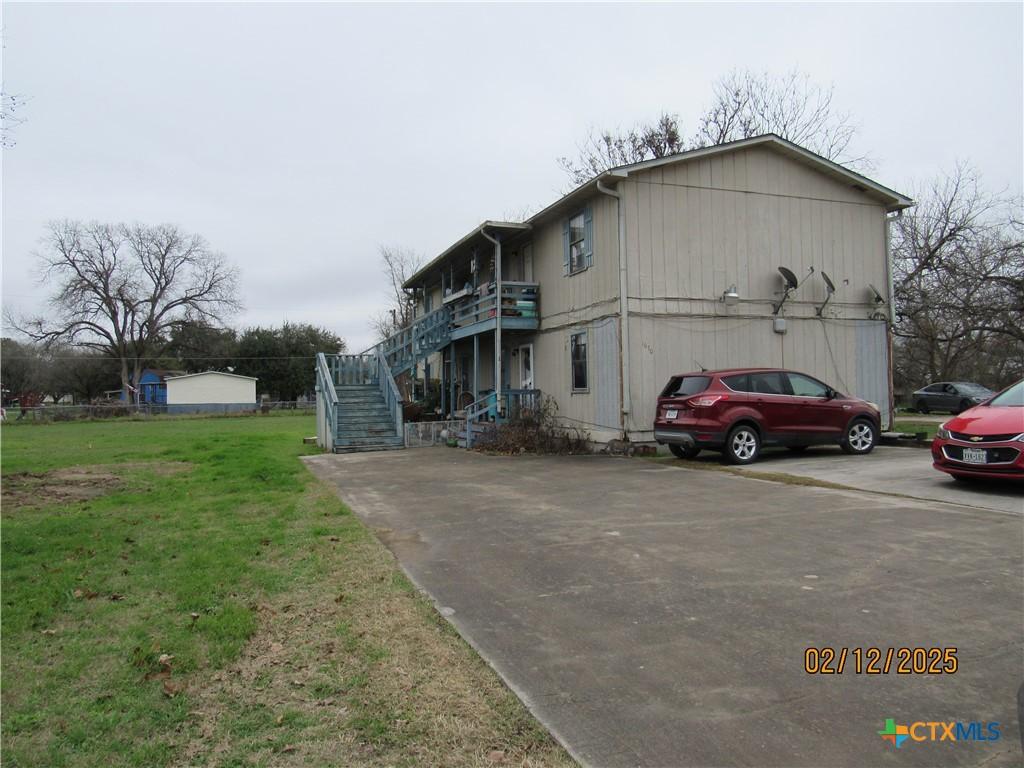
left=375, top=305, right=451, bottom=376
left=333, top=384, right=404, bottom=453
left=315, top=352, right=406, bottom=454
left=316, top=305, right=538, bottom=453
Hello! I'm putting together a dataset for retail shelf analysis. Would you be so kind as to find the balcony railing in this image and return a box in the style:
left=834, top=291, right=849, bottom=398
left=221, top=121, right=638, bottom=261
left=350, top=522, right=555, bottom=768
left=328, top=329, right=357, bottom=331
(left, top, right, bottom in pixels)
left=463, top=388, right=542, bottom=448
left=450, top=281, right=539, bottom=328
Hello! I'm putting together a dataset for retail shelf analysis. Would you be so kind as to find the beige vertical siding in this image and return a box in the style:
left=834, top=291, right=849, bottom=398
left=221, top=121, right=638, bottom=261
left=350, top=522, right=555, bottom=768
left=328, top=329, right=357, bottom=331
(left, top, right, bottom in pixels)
left=401, top=143, right=895, bottom=444
left=531, top=320, right=621, bottom=443
left=626, top=315, right=889, bottom=436
left=530, top=192, right=621, bottom=326
left=528, top=194, right=623, bottom=442
left=621, top=145, right=893, bottom=438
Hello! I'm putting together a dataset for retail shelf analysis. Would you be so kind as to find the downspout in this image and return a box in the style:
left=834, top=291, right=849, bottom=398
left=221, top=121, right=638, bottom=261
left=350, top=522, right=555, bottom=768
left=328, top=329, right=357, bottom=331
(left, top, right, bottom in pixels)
left=480, top=225, right=502, bottom=414
left=883, top=210, right=901, bottom=431
left=596, top=177, right=631, bottom=439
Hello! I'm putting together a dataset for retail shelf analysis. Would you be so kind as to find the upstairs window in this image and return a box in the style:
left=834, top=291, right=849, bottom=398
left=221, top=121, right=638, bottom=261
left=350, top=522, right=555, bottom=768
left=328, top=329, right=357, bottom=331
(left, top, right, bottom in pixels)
left=570, top=330, right=588, bottom=392
left=563, top=207, right=593, bottom=275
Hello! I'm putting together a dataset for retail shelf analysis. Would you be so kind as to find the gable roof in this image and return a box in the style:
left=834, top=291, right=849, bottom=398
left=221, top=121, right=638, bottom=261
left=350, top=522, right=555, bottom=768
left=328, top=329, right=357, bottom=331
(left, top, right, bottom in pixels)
left=527, top=133, right=913, bottom=226
left=404, top=134, right=913, bottom=289
left=165, top=371, right=258, bottom=382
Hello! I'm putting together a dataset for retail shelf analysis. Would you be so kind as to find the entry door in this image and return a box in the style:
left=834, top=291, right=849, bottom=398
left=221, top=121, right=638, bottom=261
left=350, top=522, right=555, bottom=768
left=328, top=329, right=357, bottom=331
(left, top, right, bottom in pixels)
left=518, top=344, right=534, bottom=389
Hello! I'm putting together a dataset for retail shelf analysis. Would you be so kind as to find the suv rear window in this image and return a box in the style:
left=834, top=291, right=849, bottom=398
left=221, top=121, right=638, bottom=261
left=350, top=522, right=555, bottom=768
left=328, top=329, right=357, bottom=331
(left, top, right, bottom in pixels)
left=661, top=376, right=710, bottom=397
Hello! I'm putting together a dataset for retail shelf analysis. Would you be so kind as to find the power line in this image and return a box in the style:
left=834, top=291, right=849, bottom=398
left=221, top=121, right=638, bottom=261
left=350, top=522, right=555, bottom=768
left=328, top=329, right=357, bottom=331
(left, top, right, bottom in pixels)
left=1, top=355, right=326, bottom=361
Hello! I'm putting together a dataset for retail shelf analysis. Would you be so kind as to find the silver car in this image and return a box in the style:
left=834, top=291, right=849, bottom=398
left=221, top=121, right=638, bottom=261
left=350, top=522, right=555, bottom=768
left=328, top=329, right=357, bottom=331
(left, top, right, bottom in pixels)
left=912, top=381, right=994, bottom=414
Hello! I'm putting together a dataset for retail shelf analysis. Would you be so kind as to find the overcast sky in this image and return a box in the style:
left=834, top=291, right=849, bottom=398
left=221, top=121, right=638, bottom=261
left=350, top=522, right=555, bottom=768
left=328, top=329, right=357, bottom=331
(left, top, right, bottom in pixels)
left=3, top=1, right=1021, bottom=352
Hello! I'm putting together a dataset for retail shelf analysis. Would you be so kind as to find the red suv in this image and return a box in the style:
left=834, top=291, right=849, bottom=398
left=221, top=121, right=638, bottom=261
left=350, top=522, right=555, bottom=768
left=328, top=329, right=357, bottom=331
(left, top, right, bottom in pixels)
left=653, top=368, right=881, bottom=464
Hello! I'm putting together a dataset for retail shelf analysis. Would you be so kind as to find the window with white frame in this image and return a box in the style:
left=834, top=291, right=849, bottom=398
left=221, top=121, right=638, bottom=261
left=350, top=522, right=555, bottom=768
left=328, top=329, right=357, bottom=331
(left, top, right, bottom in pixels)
left=570, top=330, right=588, bottom=392
left=568, top=212, right=586, bottom=273
left=563, top=207, right=592, bottom=275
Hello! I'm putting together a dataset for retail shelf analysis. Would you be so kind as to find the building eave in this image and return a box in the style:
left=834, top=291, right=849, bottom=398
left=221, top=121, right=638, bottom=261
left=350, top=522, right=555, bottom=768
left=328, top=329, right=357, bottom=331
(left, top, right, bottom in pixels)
left=402, top=220, right=531, bottom=289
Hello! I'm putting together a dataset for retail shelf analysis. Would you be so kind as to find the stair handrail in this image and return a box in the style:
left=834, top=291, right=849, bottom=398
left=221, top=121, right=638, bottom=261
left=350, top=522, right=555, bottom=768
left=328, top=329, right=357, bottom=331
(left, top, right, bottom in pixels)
left=463, top=391, right=499, bottom=449
left=374, top=346, right=404, bottom=442
left=361, top=304, right=452, bottom=376
left=316, top=352, right=340, bottom=450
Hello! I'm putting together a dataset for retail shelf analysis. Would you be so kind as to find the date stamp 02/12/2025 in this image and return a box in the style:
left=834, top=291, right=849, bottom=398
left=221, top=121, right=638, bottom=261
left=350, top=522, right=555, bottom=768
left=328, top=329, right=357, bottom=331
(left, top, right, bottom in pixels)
left=804, top=647, right=958, bottom=675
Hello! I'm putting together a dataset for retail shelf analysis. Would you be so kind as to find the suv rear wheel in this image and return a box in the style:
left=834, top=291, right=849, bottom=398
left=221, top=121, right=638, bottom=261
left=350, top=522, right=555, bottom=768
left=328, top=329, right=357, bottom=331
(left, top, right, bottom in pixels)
left=723, top=424, right=760, bottom=465
left=669, top=444, right=701, bottom=460
left=840, top=419, right=877, bottom=455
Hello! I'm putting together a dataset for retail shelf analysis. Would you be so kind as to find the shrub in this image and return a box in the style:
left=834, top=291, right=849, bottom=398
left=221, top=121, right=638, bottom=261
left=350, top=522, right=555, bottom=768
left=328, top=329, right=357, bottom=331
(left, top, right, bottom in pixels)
left=473, top=396, right=590, bottom=455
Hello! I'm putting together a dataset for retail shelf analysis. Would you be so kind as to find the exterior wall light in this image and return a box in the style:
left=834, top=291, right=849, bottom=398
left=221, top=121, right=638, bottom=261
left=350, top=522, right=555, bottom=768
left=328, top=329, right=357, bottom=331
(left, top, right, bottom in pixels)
left=721, top=285, right=740, bottom=306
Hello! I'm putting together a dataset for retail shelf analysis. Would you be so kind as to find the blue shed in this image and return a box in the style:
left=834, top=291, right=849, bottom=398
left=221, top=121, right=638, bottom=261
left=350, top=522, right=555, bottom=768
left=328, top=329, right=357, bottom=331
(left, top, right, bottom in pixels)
left=125, top=369, right=186, bottom=404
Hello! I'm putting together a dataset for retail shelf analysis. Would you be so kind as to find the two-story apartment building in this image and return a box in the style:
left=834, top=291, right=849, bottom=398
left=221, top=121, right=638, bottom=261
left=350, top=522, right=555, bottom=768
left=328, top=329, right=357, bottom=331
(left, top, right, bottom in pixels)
left=315, top=134, right=913, bottom=452
left=393, top=134, right=912, bottom=447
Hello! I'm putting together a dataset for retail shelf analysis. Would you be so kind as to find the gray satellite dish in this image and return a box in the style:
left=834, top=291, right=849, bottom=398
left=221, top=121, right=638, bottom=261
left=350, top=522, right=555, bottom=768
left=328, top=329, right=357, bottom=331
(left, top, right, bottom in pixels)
left=868, top=283, right=886, bottom=304
left=773, top=266, right=800, bottom=315
left=817, top=271, right=837, bottom=316
left=778, top=266, right=799, bottom=290
left=822, top=272, right=836, bottom=295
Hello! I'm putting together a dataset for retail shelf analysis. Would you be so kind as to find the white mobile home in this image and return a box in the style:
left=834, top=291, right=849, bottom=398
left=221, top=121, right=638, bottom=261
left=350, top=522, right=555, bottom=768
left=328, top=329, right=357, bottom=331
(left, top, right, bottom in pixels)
left=165, top=371, right=257, bottom=414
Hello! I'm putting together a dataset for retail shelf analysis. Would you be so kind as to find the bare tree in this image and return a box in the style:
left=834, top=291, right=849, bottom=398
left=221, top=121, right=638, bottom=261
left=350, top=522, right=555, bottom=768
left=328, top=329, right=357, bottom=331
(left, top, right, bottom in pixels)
left=1, top=91, right=27, bottom=148
left=1, top=25, right=29, bottom=149
left=370, top=246, right=426, bottom=341
left=892, top=164, right=1023, bottom=390
left=692, top=70, right=866, bottom=167
left=11, top=220, right=240, bottom=400
left=558, top=112, right=684, bottom=187
left=557, top=70, right=866, bottom=186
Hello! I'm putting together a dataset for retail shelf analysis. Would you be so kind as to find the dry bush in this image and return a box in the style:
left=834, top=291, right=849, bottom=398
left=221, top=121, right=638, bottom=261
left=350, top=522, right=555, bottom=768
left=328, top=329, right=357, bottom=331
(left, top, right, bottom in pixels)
left=473, top=396, right=590, bottom=455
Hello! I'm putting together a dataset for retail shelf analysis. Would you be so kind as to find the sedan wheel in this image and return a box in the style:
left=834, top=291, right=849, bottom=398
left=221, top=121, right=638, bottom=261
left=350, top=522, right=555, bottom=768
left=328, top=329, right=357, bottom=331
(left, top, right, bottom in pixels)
left=840, top=419, right=877, bottom=455
left=724, top=425, right=760, bottom=465
left=669, top=443, right=701, bottom=460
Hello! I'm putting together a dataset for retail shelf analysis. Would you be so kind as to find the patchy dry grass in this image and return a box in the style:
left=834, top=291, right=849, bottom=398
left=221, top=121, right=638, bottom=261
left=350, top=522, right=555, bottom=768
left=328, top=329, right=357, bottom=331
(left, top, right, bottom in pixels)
left=646, top=454, right=864, bottom=492
left=892, top=420, right=939, bottom=440
left=2, top=415, right=572, bottom=768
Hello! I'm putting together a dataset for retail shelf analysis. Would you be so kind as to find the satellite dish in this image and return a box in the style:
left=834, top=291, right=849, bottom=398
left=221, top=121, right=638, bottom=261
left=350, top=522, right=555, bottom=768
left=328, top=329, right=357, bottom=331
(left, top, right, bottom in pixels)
left=817, top=272, right=837, bottom=316
left=778, top=266, right=799, bottom=291
left=772, top=266, right=800, bottom=316
left=822, top=271, right=836, bottom=295
left=868, top=283, right=886, bottom=304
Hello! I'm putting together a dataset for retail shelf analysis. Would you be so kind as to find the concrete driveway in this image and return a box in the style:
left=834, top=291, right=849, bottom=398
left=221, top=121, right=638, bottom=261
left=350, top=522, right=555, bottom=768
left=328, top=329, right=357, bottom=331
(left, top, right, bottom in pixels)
left=304, top=449, right=1023, bottom=768
left=719, top=445, right=1023, bottom=515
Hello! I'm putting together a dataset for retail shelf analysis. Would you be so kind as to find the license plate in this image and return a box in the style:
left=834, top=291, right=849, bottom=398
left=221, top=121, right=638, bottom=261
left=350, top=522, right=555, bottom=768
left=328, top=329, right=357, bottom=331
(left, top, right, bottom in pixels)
left=962, top=448, right=987, bottom=464
left=665, top=409, right=678, bottom=419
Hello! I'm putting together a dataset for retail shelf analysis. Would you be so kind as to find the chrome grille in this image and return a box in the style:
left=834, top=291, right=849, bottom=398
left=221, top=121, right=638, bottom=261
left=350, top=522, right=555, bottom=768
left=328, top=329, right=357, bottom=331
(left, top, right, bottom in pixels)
left=949, top=431, right=1019, bottom=443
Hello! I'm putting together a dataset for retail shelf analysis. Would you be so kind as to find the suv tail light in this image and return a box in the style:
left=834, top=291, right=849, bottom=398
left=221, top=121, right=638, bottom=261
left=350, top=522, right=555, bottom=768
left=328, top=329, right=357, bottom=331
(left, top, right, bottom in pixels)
left=688, top=394, right=729, bottom=408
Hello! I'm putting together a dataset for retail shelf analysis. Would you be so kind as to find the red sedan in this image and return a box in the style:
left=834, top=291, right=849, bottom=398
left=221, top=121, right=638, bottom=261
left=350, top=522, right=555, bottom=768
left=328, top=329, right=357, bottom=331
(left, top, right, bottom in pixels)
left=932, top=379, right=1024, bottom=481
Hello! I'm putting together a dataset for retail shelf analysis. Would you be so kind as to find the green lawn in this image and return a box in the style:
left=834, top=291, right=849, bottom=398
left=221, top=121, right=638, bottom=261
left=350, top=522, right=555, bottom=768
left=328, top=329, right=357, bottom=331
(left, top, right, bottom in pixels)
left=1, top=416, right=570, bottom=767
left=892, top=420, right=939, bottom=439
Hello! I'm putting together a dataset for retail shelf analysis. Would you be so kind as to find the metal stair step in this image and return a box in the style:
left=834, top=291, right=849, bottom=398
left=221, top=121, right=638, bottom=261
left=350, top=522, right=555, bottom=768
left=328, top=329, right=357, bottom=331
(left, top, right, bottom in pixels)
left=335, top=426, right=397, bottom=437
left=337, top=406, right=391, bottom=417
left=331, top=436, right=403, bottom=448
left=333, top=443, right=405, bottom=454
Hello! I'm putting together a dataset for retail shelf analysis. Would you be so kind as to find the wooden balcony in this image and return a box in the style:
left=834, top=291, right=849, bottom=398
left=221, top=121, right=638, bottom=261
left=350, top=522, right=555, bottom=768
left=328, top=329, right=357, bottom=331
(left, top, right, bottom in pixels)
left=448, top=281, right=539, bottom=340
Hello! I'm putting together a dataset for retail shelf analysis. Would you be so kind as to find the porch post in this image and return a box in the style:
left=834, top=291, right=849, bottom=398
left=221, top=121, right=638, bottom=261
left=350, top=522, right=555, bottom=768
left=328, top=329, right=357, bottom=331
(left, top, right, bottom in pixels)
left=448, top=342, right=456, bottom=415
left=481, top=226, right=502, bottom=414
left=473, top=334, right=479, bottom=401
left=440, top=350, right=446, bottom=417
